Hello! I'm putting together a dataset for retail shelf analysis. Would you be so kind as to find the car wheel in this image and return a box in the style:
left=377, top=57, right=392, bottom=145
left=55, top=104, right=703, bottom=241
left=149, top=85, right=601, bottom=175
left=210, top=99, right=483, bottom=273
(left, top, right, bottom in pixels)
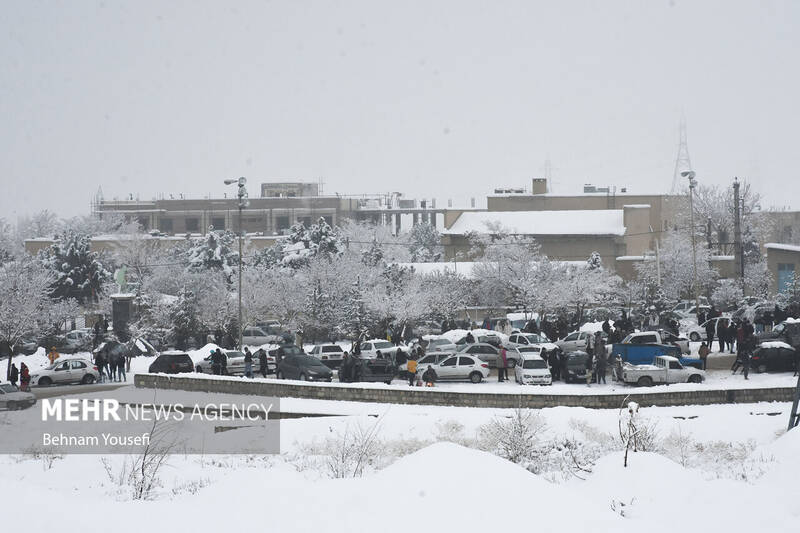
left=385, top=380, right=392, bottom=385
left=688, top=374, right=703, bottom=383
left=38, top=377, right=52, bottom=386
left=637, top=376, right=653, bottom=387
left=469, top=371, right=482, bottom=384
left=195, top=365, right=203, bottom=373
left=299, top=373, right=307, bottom=381
left=81, top=374, right=95, bottom=385
left=756, top=364, right=767, bottom=374
left=7, top=401, right=17, bottom=411
left=276, top=370, right=284, bottom=380
left=690, top=332, right=700, bottom=342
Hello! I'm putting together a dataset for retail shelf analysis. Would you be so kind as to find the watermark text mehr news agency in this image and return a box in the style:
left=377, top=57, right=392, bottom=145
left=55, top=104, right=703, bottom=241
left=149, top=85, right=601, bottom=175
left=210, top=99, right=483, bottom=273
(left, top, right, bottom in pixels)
left=41, top=399, right=274, bottom=422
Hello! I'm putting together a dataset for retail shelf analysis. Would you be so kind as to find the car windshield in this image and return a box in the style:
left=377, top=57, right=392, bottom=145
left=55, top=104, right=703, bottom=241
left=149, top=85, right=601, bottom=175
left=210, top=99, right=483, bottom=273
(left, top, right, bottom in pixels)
left=226, top=351, right=244, bottom=358
left=0, top=384, right=17, bottom=393
left=373, top=341, right=393, bottom=349
left=282, top=347, right=304, bottom=355
left=429, top=339, right=448, bottom=346
left=519, top=346, right=541, bottom=353
left=523, top=360, right=547, bottom=369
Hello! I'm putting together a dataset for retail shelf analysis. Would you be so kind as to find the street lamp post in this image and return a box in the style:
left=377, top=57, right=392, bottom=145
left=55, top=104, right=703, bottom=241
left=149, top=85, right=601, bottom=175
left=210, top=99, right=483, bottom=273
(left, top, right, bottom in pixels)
left=681, top=170, right=701, bottom=316
left=224, top=177, right=248, bottom=349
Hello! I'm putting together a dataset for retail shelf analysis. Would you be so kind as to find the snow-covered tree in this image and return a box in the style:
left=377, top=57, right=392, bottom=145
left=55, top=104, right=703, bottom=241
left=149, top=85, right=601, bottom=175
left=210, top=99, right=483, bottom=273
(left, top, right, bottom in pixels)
left=587, top=251, right=602, bottom=270
left=472, top=235, right=544, bottom=312
left=0, top=219, right=21, bottom=265
left=0, top=259, right=56, bottom=379
left=339, top=219, right=410, bottom=263
left=257, top=218, right=344, bottom=270
left=361, top=239, right=384, bottom=267
left=39, top=230, right=111, bottom=303
left=744, top=259, right=773, bottom=300
left=635, top=231, right=717, bottom=303
left=408, top=222, right=442, bottom=262
left=711, top=279, right=743, bottom=311
left=15, top=210, right=60, bottom=239
left=185, top=230, right=240, bottom=281
left=421, top=271, right=475, bottom=323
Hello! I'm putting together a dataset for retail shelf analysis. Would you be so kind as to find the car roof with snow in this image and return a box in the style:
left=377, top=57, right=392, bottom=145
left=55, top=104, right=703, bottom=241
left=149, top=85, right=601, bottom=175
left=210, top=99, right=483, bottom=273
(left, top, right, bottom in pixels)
left=758, top=341, right=795, bottom=350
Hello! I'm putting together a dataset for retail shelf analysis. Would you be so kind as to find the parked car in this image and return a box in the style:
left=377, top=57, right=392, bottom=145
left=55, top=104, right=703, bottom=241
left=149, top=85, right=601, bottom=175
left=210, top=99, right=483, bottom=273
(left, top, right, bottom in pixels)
left=276, top=354, right=334, bottom=381
left=417, top=352, right=457, bottom=366
left=414, top=320, right=442, bottom=337
left=358, top=339, right=400, bottom=359
left=339, top=356, right=396, bottom=383
left=456, top=342, right=521, bottom=368
left=621, top=355, right=706, bottom=386
left=621, top=330, right=690, bottom=354
left=242, top=326, right=283, bottom=346
left=61, top=329, right=92, bottom=353
left=757, top=319, right=800, bottom=349
left=685, top=317, right=730, bottom=342
left=563, top=350, right=592, bottom=383
left=148, top=351, right=194, bottom=374
left=556, top=331, right=592, bottom=354
left=195, top=350, right=254, bottom=375
left=424, top=354, right=490, bottom=383
left=307, top=344, right=346, bottom=368
left=0, top=383, right=36, bottom=410
left=12, top=337, right=38, bottom=355
left=30, top=357, right=100, bottom=386
left=514, top=354, right=552, bottom=385
left=611, top=342, right=701, bottom=368
left=420, top=337, right=459, bottom=353
left=751, top=342, right=798, bottom=373
left=507, top=333, right=558, bottom=351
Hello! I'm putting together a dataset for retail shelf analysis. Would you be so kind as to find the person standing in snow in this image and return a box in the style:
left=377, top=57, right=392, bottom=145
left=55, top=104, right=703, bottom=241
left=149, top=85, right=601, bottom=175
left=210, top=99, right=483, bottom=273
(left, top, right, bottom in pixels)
left=47, top=346, right=60, bottom=365
left=584, top=351, right=594, bottom=387
left=698, top=342, right=710, bottom=370
left=243, top=347, right=253, bottom=378
left=407, top=357, right=418, bottom=386
left=602, top=319, right=611, bottom=335
left=466, top=331, right=475, bottom=344
left=19, top=363, right=30, bottom=391
left=422, top=365, right=438, bottom=387
left=257, top=348, right=268, bottom=377
left=727, top=320, right=738, bottom=354
left=741, top=335, right=752, bottom=380
left=594, top=332, right=607, bottom=384
left=218, top=349, right=228, bottom=375
left=497, top=346, right=508, bottom=382
left=211, top=349, right=222, bottom=375
left=9, top=363, right=19, bottom=387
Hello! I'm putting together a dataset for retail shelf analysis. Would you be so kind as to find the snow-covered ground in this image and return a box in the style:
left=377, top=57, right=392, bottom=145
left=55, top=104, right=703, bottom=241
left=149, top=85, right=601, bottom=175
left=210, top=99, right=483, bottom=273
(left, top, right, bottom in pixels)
left=1, top=393, right=797, bottom=532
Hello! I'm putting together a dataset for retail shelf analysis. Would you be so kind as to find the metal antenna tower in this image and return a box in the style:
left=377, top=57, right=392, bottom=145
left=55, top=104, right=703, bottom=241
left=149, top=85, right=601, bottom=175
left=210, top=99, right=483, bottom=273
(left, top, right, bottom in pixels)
left=671, top=118, right=692, bottom=193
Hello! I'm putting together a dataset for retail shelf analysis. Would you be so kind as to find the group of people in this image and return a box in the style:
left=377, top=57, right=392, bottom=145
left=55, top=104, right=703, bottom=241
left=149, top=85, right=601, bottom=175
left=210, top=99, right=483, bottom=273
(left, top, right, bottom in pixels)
left=696, top=317, right=759, bottom=379
left=93, top=348, right=127, bottom=382
left=6, top=362, right=30, bottom=391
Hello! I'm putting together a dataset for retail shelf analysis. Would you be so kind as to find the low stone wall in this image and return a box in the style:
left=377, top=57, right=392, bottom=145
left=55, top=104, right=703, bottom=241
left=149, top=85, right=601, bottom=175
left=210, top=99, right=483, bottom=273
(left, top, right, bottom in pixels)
left=134, top=374, right=796, bottom=409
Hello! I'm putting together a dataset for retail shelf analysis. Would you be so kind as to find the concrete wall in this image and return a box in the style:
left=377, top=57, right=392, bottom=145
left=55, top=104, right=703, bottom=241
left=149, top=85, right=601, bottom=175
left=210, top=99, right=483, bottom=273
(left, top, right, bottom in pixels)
left=134, top=374, right=796, bottom=409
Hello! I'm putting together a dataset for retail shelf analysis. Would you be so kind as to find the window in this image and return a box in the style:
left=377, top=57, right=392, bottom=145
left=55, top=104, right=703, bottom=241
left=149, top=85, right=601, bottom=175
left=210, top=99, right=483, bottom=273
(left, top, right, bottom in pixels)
left=441, top=357, right=457, bottom=366
left=668, top=361, right=681, bottom=370
left=55, top=362, right=69, bottom=371
left=299, top=217, right=312, bottom=228
left=185, top=218, right=199, bottom=232
left=778, top=263, right=796, bottom=294
left=211, top=217, right=225, bottom=230
left=276, top=216, right=290, bottom=231
left=71, top=361, right=87, bottom=369
left=458, top=357, right=475, bottom=366
left=564, top=333, right=578, bottom=342
left=158, top=218, right=173, bottom=232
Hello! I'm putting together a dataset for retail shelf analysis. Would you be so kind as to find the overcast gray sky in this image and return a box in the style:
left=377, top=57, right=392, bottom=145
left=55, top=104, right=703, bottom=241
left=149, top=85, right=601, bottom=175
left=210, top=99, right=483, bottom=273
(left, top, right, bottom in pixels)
left=2, top=0, right=798, bottom=218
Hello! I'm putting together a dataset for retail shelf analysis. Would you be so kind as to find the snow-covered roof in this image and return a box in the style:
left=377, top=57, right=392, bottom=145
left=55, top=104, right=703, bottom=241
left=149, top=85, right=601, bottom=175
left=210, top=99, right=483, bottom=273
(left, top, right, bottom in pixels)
left=623, top=204, right=651, bottom=208
left=765, top=243, right=800, bottom=253
left=758, top=341, right=794, bottom=350
left=442, top=210, right=626, bottom=236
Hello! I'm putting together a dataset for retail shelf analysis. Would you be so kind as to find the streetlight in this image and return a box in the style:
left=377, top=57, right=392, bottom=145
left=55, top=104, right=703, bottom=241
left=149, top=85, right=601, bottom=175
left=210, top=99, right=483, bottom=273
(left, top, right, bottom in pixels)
left=681, top=170, right=701, bottom=317
left=224, top=177, right=249, bottom=348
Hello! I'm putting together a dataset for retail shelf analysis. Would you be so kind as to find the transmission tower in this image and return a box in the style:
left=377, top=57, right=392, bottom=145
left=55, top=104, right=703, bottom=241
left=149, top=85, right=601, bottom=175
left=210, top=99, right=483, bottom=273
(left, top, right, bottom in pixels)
left=671, top=118, right=692, bottom=193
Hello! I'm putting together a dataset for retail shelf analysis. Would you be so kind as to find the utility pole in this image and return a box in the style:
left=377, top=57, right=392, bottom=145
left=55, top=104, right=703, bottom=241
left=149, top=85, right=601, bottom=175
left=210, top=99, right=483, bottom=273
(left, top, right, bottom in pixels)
left=733, top=178, right=745, bottom=290
left=224, top=177, right=249, bottom=349
left=682, top=170, right=700, bottom=316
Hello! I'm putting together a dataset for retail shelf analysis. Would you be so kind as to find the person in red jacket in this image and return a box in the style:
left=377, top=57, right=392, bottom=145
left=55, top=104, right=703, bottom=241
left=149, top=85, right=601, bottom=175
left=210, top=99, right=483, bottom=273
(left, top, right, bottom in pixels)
left=19, top=363, right=31, bottom=392
left=497, top=347, right=508, bottom=382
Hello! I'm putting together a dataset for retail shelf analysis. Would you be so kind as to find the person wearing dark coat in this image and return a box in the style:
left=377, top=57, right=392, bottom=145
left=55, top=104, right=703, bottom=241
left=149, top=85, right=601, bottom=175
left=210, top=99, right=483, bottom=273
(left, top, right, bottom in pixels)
left=548, top=349, right=560, bottom=381
left=243, top=347, right=253, bottom=378
left=394, top=348, right=407, bottom=367
left=705, top=319, right=716, bottom=350
left=422, top=365, right=438, bottom=387
left=727, top=321, right=738, bottom=354
left=211, top=349, right=222, bottom=375
left=9, top=363, right=19, bottom=387
left=584, top=352, right=594, bottom=387
left=257, top=348, right=268, bottom=377
left=602, top=320, right=611, bottom=335
left=218, top=349, right=228, bottom=375
left=466, top=331, right=476, bottom=344
left=594, top=332, right=607, bottom=384
left=95, top=351, right=107, bottom=383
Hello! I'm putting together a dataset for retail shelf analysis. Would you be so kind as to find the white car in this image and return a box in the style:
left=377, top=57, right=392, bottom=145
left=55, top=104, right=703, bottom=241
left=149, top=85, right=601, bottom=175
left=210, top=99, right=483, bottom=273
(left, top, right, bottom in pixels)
left=30, top=357, right=100, bottom=386
left=422, top=337, right=458, bottom=353
left=514, top=354, right=552, bottom=385
left=424, top=354, right=490, bottom=383
left=358, top=339, right=400, bottom=359
left=307, top=344, right=346, bottom=367
left=0, top=383, right=37, bottom=410
left=684, top=317, right=730, bottom=342
left=507, top=333, right=559, bottom=351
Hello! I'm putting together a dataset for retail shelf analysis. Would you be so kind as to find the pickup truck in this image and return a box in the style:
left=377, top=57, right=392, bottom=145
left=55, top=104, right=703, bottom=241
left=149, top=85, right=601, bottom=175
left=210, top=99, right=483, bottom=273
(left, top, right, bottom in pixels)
left=621, top=355, right=706, bottom=387
left=621, top=330, right=690, bottom=354
left=612, top=341, right=702, bottom=369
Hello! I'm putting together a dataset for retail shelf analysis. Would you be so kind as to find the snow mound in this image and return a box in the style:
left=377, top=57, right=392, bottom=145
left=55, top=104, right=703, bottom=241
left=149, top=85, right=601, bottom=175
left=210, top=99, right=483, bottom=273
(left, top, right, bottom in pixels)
left=439, top=328, right=509, bottom=344
left=188, top=343, right=221, bottom=362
